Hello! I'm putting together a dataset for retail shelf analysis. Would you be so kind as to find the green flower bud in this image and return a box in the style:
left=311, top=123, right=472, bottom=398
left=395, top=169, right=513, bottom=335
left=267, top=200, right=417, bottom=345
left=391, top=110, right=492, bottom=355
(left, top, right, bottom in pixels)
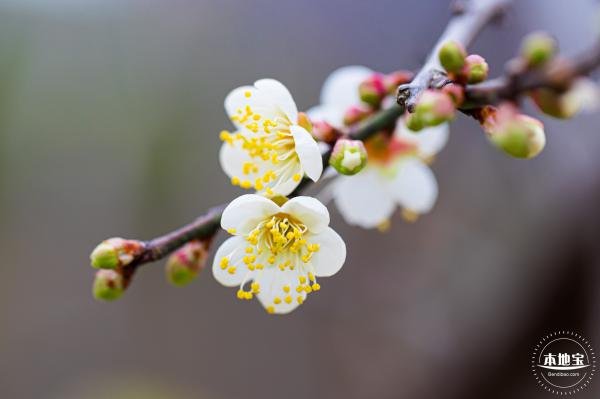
left=329, top=139, right=367, bottom=175
left=90, top=238, right=144, bottom=269
left=530, top=88, right=577, bottom=119
left=463, top=54, right=489, bottom=84
left=482, top=104, right=546, bottom=159
left=438, top=41, right=467, bottom=73
left=521, top=31, right=556, bottom=67
left=414, top=90, right=455, bottom=127
left=358, top=73, right=387, bottom=107
left=404, top=112, right=425, bottom=132
left=165, top=240, right=208, bottom=286
left=93, top=269, right=125, bottom=301
left=90, top=242, right=119, bottom=269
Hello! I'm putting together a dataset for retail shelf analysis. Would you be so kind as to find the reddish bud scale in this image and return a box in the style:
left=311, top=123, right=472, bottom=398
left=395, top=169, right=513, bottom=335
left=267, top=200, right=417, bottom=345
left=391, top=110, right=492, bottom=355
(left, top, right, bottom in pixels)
left=384, top=70, right=414, bottom=94
left=343, top=104, right=374, bottom=126
left=311, top=120, right=341, bottom=144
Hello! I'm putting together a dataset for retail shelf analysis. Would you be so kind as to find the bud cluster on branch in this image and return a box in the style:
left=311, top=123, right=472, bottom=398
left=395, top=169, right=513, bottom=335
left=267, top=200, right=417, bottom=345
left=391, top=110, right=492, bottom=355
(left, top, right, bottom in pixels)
left=88, top=0, right=600, bottom=315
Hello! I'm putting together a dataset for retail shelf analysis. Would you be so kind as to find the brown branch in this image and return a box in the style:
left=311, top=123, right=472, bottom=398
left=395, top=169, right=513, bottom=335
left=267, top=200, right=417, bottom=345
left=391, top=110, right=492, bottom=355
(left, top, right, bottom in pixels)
left=103, top=0, right=512, bottom=275
left=463, top=41, right=600, bottom=107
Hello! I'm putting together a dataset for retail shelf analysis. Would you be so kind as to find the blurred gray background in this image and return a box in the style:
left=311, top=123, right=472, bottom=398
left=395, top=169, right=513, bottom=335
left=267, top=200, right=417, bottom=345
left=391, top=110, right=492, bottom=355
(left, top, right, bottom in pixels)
left=0, top=0, right=599, bottom=398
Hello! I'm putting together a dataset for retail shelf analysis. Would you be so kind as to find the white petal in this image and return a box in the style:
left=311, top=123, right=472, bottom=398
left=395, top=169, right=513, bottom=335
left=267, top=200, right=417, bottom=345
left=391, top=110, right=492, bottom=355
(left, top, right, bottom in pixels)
left=333, top=168, right=396, bottom=228
left=254, top=79, right=298, bottom=122
left=291, top=125, right=323, bottom=181
left=320, top=65, right=373, bottom=109
left=219, top=141, right=251, bottom=179
left=221, top=194, right=280, bottom=235
left=224, top=85, right=281, bottom=130
left=309, top=227, right=346, bottom=277
left=306, top=104, right=345, bottom=128
left=256, top=268, right=305, bottom=314
left=212, top=236, right=250, bottom=287
left=386, top=158, right=438, bottom=213
left=224, top=85, right=255, bottom=122
left=281, top=196, right=330, bottom=234
left=395, top=119, right=449, bottom=158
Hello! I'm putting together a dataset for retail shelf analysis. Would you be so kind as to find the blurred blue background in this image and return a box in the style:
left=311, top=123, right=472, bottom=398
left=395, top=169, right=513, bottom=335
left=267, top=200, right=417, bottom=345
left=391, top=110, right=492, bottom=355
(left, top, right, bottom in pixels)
left=0, top=1, right=599, bottom=398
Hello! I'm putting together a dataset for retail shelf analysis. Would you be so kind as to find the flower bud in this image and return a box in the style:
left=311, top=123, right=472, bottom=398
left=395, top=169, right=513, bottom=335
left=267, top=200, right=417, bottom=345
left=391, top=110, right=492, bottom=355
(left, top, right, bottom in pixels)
left=438, top=41, right=467, bottom=73
left=343, top=104, right=374, bottom=125
left=358, top=73, right=387, bottom=107
left=329, top=139, right=367, bottom=175
left=441, top=83, right=465, bottom=107
left=90, top=238, right=144, bottom=269
left=312, top=120, right=341, bottom=143
left=482, top=104, right=546, bottom=159
left=165, top=240, right=208, bottom=286
left=93, top=269, right=125, bottom=301
left=413, top=90, right=455, bottom=127
left=462, top=54, right=489, bottom=83
left=530, top=88, right=577, bottom=119
left=383, top=70, right=413, bottom=94
left=297, top=112, right=313, bottom=133
left=521, top=32, right=556, bottom=67
left=404, top=112, right=425, bottom=132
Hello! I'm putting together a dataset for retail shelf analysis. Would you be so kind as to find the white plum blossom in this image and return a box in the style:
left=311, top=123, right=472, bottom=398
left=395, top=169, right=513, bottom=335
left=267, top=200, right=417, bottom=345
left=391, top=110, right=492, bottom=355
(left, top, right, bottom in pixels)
left=219, top=79, right=323, bottom=197
left=213, top=194, right=346, bottom=314
left=309, top=66, right=449, bottom=228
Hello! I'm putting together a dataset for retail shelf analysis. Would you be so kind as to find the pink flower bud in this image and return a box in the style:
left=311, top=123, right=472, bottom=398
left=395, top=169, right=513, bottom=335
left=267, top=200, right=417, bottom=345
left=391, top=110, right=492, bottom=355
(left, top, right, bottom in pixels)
left=165, top=240, right=209, bottom=286
left=441, top=83, right=465, bottom=107
left=413, top=90, right=455, bottom=127
left=358, top=73, right=387, bottom=107
left=383, top=70, right=414, bottom=94
left=329, top=139, right=368, bottom=175
left=462, top=54, right=489, bottom=84
left=481, top=104, right=546, bottom=159
left=312, top=120, right=341, bottom=143
left=343, top=104, right=374, bottom=125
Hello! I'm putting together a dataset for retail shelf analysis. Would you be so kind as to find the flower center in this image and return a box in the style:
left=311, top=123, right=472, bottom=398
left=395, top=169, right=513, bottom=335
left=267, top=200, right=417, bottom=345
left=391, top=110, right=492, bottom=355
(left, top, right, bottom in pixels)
left=365, top=132, right=418, bottom=165
left=220, top=98, right=303, bottom=194
left=219, top=212, right=322, bottom=311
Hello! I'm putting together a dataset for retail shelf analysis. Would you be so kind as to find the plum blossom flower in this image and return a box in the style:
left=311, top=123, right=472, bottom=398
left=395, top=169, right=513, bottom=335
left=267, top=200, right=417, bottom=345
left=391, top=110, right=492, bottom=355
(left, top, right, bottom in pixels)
left=219, top=79, right=323, bottom=197
left=308, top=66, right=449, bottom=228
left=212, top=194, right=346, bottom=314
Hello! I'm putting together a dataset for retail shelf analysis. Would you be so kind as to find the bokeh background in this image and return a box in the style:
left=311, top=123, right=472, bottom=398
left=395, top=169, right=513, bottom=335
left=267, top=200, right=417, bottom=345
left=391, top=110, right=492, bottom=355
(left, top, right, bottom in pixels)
left=0, top=0, right=599, bottom=398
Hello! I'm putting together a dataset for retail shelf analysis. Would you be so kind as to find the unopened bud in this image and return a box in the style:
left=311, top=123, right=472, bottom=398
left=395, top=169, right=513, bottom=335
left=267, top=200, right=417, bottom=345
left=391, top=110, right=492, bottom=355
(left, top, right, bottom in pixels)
left=438, top=41, right=467, bottom=73
left=462, top=54, right=489, bottom=83
left=297, top=112, right=313, bottom=133
left=312, top=120, right=341, bottom=143
left=482, top=104, right=546, bottom=159
left=90, top=238, right=144, bottom=269
left=343, top=104, right=374, bottom=125
left=329, top=139, right=367, bottom=175
left=358, top=73, right=387, bottom=107
left=441, top=83, right=465, bottom=107
left=404, top=112, right=425, bottom=132
left=165, top=240, right=208, bottom=286
left=521, top=31, right=556, bottom=67
left=413, top=90, right=455, bottom=127
left=530, top=88, right=577, bottom=119
left=383, top=70, right=414, bottom=94
left=93, top=269, right=125, bottom=301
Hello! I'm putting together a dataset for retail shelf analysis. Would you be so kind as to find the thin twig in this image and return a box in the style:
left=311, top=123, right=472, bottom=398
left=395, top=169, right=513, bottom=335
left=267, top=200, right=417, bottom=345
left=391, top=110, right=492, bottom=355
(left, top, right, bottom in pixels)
left=463, top=41, right=600, bottom=107
left=110, top=0, right=511, bottom=272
